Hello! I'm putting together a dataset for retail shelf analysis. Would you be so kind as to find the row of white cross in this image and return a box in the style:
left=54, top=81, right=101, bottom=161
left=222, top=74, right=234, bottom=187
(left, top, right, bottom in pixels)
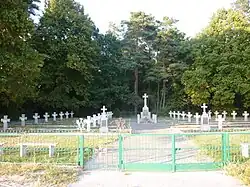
left=76, top=106, right=113, bottom=132
left=1, top=111, right=74, bottom=130
left=169, top=110, right=250, bottom=121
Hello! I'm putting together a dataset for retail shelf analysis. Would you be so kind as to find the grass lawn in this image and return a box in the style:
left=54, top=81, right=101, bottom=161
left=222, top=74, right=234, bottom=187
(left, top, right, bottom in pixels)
left=193, top=132, right=250, bottom=185
left=0, top=134, right=118, bottom=165
left=0, top=163, right=79, bottom=187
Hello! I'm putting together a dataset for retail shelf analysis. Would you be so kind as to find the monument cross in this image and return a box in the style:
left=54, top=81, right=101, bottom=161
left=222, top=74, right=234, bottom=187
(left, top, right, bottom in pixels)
left=201, top=103, right=208, bottom=114
left=142, top=93, right=148, bottom=107
left=101, top=106, right=107, bottom=114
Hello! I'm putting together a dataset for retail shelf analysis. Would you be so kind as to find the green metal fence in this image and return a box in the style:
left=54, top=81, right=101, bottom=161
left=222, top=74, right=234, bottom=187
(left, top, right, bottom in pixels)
left=118, top=132, right=250, bottom=172
left=0, top=131, right=249, bottom=172
left=0, top=132, right=119, bottom=168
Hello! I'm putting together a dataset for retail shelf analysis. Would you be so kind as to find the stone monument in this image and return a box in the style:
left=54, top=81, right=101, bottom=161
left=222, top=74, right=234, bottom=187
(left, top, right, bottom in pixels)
left=200, top=103, right=210, bottom=131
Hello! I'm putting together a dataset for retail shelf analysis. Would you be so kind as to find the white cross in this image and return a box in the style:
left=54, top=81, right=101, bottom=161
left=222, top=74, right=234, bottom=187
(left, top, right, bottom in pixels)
left=101, top=106, right=107, bottom=115
left=177, top=111, right=181, bottom=120
left=142, top=93, right=148, bottom=107
left=201, top=103, right=208, bottom=114
left=70, top=111, right=74, bottom=118
left=65, top=111, right=69, bottom=119
left=86, top=116, right=92, bottom=132
left=222, top=111, right=227, bottom=119
left=1, top=115, right=10, bottom=130
left=59, top=112, right=64, bottom=120
left=214, top=111, right=219, bottom=119
left=92, top=114, right=97, bottom=127
left=231, top=111, right=237, bottom=120
left=181, top=111, right=186, bottom=120
left=43, top=112, right=50, bottom=122
left=33, top=113, right=40, bottom=124
left=19, top=114, right=27, bottom=126
left=97, top=113, right=101, bottom=124
left=52, top=112, right=57, bottom=121
left=243, top=111, right=249, bottom=121
left=173, top=111, right=176, bottom=119
left=169, top=111, right=173, bottom=118
left=194, top=113, right=200, bottom=125
left=187, top=112, right=192, bottom=123
left=208, top=110, right=212, bottom=119
left=216, top=115, right=225, bottom=130
left=76, top=118, right=85, bottom=130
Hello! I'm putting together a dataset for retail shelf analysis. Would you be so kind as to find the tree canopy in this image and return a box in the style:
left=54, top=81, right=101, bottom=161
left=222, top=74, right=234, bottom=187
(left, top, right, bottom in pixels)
left=1, top=0, right=250, bottom=117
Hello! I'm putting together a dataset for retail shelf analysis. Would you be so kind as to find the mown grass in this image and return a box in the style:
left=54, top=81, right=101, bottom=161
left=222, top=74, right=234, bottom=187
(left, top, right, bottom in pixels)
left=0, top=163, right=79, bottom=187
left=193, top=133, right=250, bottom=185
left=0, top=134, right=117, bottom=164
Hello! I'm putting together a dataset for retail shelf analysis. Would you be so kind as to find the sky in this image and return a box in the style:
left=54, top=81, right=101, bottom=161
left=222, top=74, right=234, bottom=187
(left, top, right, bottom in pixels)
left=78, top=0, right=232, bottom=37
left=39, top=0, right=233, bottom=37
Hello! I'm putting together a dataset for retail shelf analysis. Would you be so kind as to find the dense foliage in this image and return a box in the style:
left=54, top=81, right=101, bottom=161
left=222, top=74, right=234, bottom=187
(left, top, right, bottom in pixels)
left=1, top=0, right=250, bottom=117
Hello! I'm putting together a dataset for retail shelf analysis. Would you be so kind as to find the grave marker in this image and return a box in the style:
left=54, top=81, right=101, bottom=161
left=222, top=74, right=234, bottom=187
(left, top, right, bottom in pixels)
left=76, top=118, right=85, bottom=130
left=43, top=112, right=50, bottom=123
left=169, top=111, right=173, bottom=118
left=181, top=111, right=186, bottom=120
left=201, top=103, right=208, bottom=114
left=65, top=111, right=69, bottom=119
left=152, top=114, right=157, bottom=123
left=173, top=111, right=176, bottom=119
left=101, top=106, right=107, bottom=115
left=194, top=113, right=200, bottom=125
left=177, top=111, right=181, bottom=120
left=70, top=111, right=74, bottom=118
left=59, top=112, right=64, bottom=120
left=222, top=111, right=227, bottom=120
left=137, top=114, right=140, bottom=124
left=214, top=111, right=219, bottom=120
left=33, top=113, right=40, bottom=124
left=52, top=112, right=57, bottom=121
left=19, top=114, right=27, bottom=126
left=200, top=103, right=210, bottom=131
left=231, top=111, right=237, bottom=120
left=92, top=114, right=97, bottom=127
left=208, top=110, right=212, bottom=119
left=86, top=116, right=91, bottom=132
left=1, top=115, right=10, bottom=130
left=186, top=112, right=192, bottom=123
left=216, top=115, right=225, bottom=130
left=243, top=111, right=249, bottom=121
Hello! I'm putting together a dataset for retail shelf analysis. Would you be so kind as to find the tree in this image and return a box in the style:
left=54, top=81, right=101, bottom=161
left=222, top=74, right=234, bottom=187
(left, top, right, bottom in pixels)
left=182, top=8, right=250, bottom=111
left=120, top=12, right=159, bottom=113
left=33, top=0, right=99, bottom=112
left=88, top=33, right=131, bottom=113
left=0, top=0, right=43, bottom=114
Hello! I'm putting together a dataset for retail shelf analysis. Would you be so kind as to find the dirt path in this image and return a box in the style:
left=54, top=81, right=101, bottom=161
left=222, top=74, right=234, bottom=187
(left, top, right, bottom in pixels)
left=69, top=170, right=246, bottom=187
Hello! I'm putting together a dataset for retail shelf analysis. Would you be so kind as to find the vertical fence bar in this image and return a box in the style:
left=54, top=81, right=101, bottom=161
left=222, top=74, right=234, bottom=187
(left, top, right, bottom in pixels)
left=118, top=134, right=124, bottom=170
left=79, top=135, right=84, bottom=167
left=171, top=134, right=176, bottom=172
left=221, top=132, right=229, bottom=165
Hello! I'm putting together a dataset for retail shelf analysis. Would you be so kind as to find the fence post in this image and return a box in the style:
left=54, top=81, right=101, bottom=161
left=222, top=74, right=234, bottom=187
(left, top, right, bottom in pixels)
left=79, top=135, right=84, bottom=167
left=118, top=134, right=124, bottom=170
left=222, top=132, right=229, bottom=165
left=171, top=134, right=176, bottom=172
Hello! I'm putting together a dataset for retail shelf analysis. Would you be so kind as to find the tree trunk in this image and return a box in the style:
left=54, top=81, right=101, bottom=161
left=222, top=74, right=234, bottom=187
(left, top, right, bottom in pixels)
left=156, top=82, right=160, bottom=113
left=161, top=80, right=166, bottom=110
left=134, top=68, right=139, bottom=114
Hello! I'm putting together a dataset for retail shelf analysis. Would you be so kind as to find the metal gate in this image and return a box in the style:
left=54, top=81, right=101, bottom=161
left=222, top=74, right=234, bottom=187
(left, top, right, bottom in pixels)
left=118, top=132, right=246, bottom=172
left=82, top=132, right=250, bottom=172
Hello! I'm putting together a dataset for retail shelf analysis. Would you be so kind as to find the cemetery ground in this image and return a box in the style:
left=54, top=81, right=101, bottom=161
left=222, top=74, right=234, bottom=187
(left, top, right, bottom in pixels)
left=0, top=131, right=118, bottom=186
